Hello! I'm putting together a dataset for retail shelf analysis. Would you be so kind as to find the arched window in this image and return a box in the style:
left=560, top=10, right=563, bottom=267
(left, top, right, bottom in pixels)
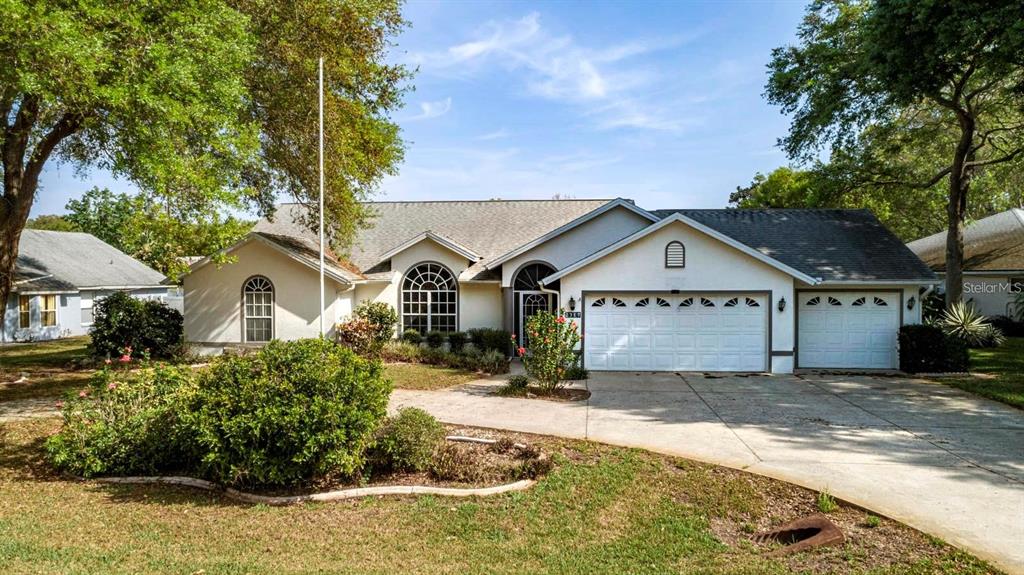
left=402, top=262, right=457, bottom=333
left=242, top=276, right=274, bottom=342
left=665, top=241, right=685, bottom=268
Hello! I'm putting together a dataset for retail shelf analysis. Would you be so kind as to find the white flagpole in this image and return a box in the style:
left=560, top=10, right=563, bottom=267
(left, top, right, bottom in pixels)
left=318, top=56, right=326, bottom=338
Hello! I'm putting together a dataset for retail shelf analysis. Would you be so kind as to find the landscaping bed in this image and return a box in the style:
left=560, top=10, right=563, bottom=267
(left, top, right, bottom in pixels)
left=497, top=383, right=591, bottom=402
left=0, top=417, right=999, bottom=574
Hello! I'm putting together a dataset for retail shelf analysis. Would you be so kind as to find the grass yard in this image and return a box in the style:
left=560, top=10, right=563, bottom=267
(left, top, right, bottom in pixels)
left=0, top=418, right=998, bottom=575
left=945, top=337, right=1024, bottom=409
left=0, top=337, right=91, bottom=373
left=385, top=362, right=480, bottom=390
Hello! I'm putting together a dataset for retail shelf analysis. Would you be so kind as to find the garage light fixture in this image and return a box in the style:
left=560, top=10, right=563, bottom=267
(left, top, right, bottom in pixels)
left=568, top=296, right=576, bottom=311
left=907, top=296, right=915, bottom=310
left=777, top=297, right=786, bottom=312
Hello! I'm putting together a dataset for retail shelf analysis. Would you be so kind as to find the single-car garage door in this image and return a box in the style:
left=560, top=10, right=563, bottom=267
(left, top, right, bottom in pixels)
left=584, top=293, right=768, bottom=372
left=798, top=291, right=900, bottom=369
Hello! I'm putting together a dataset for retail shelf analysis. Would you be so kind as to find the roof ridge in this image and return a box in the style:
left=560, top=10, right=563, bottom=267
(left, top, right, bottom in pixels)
left=277, top=198, right=614, bottom=206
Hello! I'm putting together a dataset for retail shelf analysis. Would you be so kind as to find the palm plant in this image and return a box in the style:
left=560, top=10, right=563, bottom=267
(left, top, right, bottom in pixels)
left=938, top=301, right=1005, bottom=348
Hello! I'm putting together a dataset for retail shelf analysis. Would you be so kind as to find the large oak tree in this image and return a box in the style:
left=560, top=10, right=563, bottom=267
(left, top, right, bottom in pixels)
left=0, top=0, right=408, bottom=325
left=766, top=0, right=1024, bottom=304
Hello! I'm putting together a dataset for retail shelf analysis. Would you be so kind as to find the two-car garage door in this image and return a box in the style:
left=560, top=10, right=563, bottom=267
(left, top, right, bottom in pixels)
left=584, top=293, right=768, bottom=372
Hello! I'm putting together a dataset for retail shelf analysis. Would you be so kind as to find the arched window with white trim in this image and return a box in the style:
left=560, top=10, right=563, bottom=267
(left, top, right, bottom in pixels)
left=402, top=262, right=457, bottom=333
left=242, top=276, right=274, bottom=342
left=665, top=241, right=685, bottom=268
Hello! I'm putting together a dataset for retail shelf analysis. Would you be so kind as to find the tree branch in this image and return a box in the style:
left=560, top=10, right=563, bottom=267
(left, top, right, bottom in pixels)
left=23, top=113, right=82, bottom=191
left=964, top=146, right=1024, bottom=169
left=863, top=165, right=953, bottom=190
left=2, top=94, right=39, bottom=186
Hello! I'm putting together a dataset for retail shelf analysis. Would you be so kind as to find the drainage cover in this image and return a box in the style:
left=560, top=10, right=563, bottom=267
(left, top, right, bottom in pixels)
left=752, top=513, right=844, bottom=556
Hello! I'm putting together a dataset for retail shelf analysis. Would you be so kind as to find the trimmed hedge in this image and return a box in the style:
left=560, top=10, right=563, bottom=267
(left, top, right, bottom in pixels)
left=468, top=328, right=512, bottom=355
left=368, top=407, right=445, bottom=473
left=899, top=324, right=969, bottom=373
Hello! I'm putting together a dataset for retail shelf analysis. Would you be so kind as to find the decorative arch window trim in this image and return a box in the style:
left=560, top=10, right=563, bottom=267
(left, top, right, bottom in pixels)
left=612, top=297, right=627, bottom=307
left=591, top=297, right=606, bottom=307
left=806, top=296, right=821, bottom=306
left=873, top=297, right=888, bottom=307
left=242, top=275, right=274, bottom=343
left=635, top=297, right=650, bottom=307
left=656, top=297, right=671, bottom=307
left=700, top=297, right=715, bottom=307
left=402, top=262, right=458, bottom=333
left=827, top=296, right=842, bottom=306
left=852, top=297, right=866, bottom=307
left=724, top=297, right=739, bottom=307
left=680, top=297, right=694, bottom=307
left=665, top=241, right=686, bottom=268
left=745, top=297, right=760, bottom=307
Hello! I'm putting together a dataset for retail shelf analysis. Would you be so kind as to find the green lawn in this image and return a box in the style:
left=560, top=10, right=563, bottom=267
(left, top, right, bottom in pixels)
left=0, top=418, right=998, bottom=575
left=0, top=337, right=91, bottom=373
left=946, top=337, right=1024, bottom=408
left=385, top=362, right=480, bottom=390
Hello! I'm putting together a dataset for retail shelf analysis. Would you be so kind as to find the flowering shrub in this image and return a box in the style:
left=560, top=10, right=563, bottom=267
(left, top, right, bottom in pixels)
left=353, top=301, right=398, bottom=345
left=90, top=291, right=184, bottom=360
left=45, top=363, right=197, bottom=477
left=522, top=311, right=581, bottom=393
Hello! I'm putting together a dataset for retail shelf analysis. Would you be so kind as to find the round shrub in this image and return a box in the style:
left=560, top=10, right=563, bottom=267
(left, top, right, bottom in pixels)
left=401, top=328, right=422, bottom=345
left=368, top=407, right=445, bottom=473
left=184, top=338, right=391, bottom=487
left=45, top=364, right=197, bottom=478
left=506, top=375, right=529, bottom=390
left=425, top=330, right=446, bottom=349
left=336, top=317, right=382, bottom=358
left=899, top=324, right=969, bottom=373
left=522, top=311, right=580, bottom=392
left=447, top=331, right=469, bottom=353
left=90, top=291, right=184, bottom=360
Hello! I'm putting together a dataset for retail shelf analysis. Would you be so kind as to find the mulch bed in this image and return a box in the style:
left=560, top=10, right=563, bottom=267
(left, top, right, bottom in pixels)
left=497, top=385, right=591, bottom=402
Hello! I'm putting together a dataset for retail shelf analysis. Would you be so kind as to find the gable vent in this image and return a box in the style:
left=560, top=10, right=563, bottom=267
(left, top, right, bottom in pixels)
left=665, top=241, right=686, bottom=268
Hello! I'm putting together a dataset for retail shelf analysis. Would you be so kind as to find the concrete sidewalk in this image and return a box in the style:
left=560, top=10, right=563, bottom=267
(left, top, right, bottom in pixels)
left=391, top=371, right=1024, bottom=574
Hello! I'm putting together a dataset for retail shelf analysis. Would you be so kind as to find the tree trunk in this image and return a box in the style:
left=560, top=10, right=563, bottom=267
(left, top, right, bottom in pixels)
left=0, top=177, right=34, bottom=340
left=944, top=114, right=975, bottom=307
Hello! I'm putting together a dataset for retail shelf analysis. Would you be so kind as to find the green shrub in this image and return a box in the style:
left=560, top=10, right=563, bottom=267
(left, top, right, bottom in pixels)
left=184, top=338, right=391, bottom=487
left=381, top=341, right=421, bottom=363
left=447, top=331, right=469, bottom=353
left=368, top=408, right=445, bottom=473
left=90, top=292, right=184, bottom=360
left=938, top=301, right=1005, bottom=348
left=401, top=329, right=422, bottom=344
left=563, top=357, right=588, bottom=381
left=899, top=324, right=969, bottom=373
left=522, top=311, right=580, bottom=393
left=460, top=342, right=481, bottom=358
left=336, top=317, right=383, bottom=358
left=506, top=375, right=529, bottom=390
left=45, top=364, right=196, bottom=477
left=430, top=443, right=486, bottom=483
left=468, top=328, right=512, bottom=354
left=425, top=330, right=446, bottom=349
left=990, top=315, right=1024, bottom=338
left=865, top=515, right=881, bottom=528
left=353, top=301, right=398, bottom=345
left=477, top=349, right=511, bottom=374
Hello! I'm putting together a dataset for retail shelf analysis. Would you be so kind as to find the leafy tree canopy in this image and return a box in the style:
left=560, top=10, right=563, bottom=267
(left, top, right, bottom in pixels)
left=25, top=213, right=77, bottom=232
left=765, top=0, right=1024, bottom=303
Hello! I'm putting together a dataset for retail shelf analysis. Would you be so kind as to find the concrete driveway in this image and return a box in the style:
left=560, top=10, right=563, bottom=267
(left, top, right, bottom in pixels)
left=392, top=371, right=1024, bottom=574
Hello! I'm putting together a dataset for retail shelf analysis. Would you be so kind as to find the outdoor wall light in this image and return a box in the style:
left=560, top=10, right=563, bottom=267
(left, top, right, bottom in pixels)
left=777, top=297, right=786, bottom=312
left=907, top=296, right=916, bottom=310
left=568, top=296, right=577, bottom=311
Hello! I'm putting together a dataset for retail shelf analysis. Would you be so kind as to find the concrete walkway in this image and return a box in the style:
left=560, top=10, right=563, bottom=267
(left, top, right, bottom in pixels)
left=392, top=371, right=1024, bottom=574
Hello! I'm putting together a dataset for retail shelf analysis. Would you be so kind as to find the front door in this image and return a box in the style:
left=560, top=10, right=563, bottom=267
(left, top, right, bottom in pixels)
left=517, top=291, right=554, bottom=348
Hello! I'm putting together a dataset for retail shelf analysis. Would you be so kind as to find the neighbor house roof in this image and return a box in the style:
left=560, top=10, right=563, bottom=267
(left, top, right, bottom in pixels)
left=13, top=230, right=166, bottom=292
left=255, top=199, right=615, bottom=281
left=649, top=209, right=938, bottom=283
left=907, top=209, right=1024, bottom=273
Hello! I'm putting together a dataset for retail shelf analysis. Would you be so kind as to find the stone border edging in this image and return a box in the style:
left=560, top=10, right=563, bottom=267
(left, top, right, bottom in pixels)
left=95, top=476, right=535, bottom=506
left=93, top=435, right=539, bottom=506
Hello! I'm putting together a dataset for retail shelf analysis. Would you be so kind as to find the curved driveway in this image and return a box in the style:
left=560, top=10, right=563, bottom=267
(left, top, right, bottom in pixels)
left=392, top=371, right=1024, bottom=574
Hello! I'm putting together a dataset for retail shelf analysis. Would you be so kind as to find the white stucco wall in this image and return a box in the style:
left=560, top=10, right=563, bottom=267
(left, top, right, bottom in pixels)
left=183, top=239, right=349, bottom=344
left=555, top=220, right=796, bottom=373
left=501, top=206, right=652, bottom=287
left=958, top=275, right=1022, bottom=318
left=460, top=283, right=503, bottom=330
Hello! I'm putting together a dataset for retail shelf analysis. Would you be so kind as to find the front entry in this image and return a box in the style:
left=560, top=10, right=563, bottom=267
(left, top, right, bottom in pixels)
left=512, top=262, right=558, bottom=348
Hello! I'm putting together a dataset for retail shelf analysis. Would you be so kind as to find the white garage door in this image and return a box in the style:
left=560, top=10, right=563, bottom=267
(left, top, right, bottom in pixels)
left=584, top=293, right=768, bottom=372
left=798, top=292, right=900, bottom=369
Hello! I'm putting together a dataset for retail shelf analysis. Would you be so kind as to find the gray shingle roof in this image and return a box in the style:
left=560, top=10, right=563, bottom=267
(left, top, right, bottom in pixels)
left=907, top=209, right=1024, bottom=272
left=255, top=200, right=613, bottom=281
left=14, top=230, right=166, bottom=292
left=251, top=232, right=365, bottom=283
left=651, top=209, right=937, bottom=283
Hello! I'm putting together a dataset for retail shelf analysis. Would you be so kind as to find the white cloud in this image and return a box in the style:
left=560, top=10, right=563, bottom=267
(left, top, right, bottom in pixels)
left=407, top=97, right=452, bottom=121
left=476, top=128, right=511, bottom=141
left=408, top=13, right=703, bottom=131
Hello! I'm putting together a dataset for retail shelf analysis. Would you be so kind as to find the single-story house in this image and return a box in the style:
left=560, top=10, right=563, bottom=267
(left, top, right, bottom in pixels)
left=183, top=198, right=936, bottom=373
left=907, top=209, right=1024, bottom=318
left=2, top=230, right=168, bottom=343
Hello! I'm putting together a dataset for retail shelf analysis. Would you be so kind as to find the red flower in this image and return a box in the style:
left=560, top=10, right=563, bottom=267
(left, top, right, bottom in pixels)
left=107, top=382, right=117, bottom=391
left=517, top=346, right=526, bottom=357
left=104, top=358, right=112, bottom=365
left=119, top=354, right=131, bottom=363
left=556, top=316, right=566, bottom=324
left=78, top=390, right=88, bottom=398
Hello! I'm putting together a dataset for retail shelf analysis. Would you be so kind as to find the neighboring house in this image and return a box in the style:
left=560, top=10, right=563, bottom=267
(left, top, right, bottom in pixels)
left=2, top=230, right=168, bottom=343
left=182, top=199, right=936, bottom=372
left=908, top=209, right=1024, bottom=318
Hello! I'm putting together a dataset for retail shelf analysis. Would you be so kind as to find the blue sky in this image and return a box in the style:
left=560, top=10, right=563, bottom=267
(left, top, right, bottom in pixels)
left=33, top=1, right=807, bottom=217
